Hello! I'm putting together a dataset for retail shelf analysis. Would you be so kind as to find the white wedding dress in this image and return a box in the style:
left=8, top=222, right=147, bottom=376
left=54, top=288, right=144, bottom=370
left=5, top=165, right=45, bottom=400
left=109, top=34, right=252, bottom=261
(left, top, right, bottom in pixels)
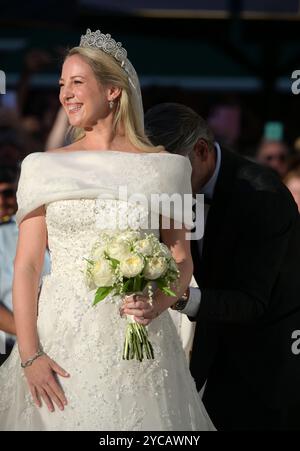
left=0, top=150, right=215, bottom=431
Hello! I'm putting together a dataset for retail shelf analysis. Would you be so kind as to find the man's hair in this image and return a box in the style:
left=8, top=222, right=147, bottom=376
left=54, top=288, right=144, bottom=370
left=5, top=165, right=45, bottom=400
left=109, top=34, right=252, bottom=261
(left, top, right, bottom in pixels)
left=145, top=103, right=214, bottom=156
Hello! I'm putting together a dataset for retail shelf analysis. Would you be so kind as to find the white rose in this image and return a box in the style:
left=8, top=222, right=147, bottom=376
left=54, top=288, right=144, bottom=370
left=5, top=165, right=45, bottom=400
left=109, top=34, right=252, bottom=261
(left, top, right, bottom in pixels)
left=91, top=243, right=106, bottom=260
left=134, top=238, right=153, bottom=256
left=91, top=259, right=115, bottom=286
left=86, top=268, right=96, bottom=290
left=107, top=239, right=131, bottom=261
left=143, top=256, right=168, bottom=280
left=117, top=230, right=141, bottom=243
left=120, top=254, right=144, bottom=278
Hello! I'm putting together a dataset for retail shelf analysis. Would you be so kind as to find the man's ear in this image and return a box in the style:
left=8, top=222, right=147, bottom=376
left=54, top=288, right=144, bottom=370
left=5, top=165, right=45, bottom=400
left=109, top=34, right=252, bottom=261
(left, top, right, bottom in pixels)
left=194, top=138, right=210, bottom=161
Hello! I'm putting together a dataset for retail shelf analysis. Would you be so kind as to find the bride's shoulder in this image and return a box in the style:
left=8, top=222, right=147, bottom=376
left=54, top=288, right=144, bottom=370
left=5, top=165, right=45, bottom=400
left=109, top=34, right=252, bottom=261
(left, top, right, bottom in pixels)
left=152, top=149, right=178, bottom=157
left=155, top=149, right=190, bottom=163
left=21, top=145, right=71, bottom=163
left=20, top=146, right=75, bottom=171
left=154, top=148, right=186, bottom=158
left=20, top=148, right=65, bottom=166
left=21, top=151, right=44, bottom=166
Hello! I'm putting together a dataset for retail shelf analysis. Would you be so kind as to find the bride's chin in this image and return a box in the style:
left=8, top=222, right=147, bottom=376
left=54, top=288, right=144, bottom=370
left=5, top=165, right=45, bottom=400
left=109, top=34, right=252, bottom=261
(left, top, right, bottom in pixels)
left=69, top=115, right=98, bottom=129
left=71, top=116, right=96, bottom=128
left=69, top=117, right=86, bottom=128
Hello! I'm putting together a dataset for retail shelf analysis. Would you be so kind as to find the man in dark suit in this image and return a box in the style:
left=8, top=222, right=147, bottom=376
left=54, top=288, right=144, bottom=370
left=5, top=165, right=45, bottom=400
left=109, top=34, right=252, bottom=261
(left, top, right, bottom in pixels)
left=144, top=103, right=300, bottom=430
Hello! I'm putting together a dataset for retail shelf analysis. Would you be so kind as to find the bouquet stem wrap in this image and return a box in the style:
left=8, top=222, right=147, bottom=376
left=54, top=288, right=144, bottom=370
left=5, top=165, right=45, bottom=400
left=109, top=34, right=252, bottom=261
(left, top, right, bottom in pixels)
left=122, top=292, right=154, bottom=361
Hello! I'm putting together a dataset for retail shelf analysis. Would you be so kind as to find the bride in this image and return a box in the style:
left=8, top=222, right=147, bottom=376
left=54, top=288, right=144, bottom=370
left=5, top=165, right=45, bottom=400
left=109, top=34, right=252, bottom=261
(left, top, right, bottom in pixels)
left=0, top=29, right=215, bottom=431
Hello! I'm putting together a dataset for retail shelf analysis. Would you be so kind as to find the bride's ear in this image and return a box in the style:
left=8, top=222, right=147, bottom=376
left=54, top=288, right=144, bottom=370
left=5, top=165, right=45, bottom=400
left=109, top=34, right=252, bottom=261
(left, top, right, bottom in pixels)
left=107, top=85, right=122, bottom=102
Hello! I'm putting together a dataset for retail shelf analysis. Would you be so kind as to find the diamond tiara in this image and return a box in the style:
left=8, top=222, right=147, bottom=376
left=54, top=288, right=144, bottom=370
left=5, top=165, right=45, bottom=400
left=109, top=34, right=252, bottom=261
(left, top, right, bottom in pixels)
left=79, top=29, right=128, bottom=69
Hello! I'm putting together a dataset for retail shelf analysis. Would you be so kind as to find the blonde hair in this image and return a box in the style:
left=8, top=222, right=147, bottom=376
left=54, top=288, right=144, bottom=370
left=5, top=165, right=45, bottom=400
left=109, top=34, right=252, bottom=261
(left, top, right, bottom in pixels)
left=64, top=46, right=161, bottom=153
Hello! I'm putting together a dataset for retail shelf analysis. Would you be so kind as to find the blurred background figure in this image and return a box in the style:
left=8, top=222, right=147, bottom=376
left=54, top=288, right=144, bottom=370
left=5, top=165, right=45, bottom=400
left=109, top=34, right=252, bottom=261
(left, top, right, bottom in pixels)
left=1, top=2, right=300, bottom=163
left=293, top=136, right=300, bottom=155
left=0, top=166, right=18, bottom=224
left=207, top=102, right=241, bottom=150
left=0, top=165, right=19, bottom=364
left=284, top=156, right=300, bottom=213
left=256, top=122, right=290, bottom=179
left=256, top=140, right=289, bottom=179
left=0, top=165, right=51, bottom=366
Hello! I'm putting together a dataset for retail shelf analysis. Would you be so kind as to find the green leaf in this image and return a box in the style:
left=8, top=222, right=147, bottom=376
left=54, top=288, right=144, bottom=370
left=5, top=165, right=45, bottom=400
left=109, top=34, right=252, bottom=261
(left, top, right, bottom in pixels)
left=161, top=287, right=177, bottom=297
left=133, top=275, right=143, bottom=293
left=123, top=278, right=134, bottom=293
left=109, top=257, right=120, bottom=269
left=141, top=281, right=148, bottom=292
left=122, top=279, right=131, bottom=290
left=93, top=286, right=113, bottom=305
left=156, top=279, right=165, bottom=290
left=83, top=257, right=95, bottom=265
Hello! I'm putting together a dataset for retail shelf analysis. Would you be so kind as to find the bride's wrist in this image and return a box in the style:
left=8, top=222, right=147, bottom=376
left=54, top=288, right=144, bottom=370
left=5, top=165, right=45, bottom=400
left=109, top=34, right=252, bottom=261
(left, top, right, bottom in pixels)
left=153, top=287, right=188, bottom=313
left=19, top=343, right=40, bottom=362
left=21, top=349, right=45, bottom=369
left=152, top=302, right=162, bottom=318
left=152, top=294, right=167, bottom=318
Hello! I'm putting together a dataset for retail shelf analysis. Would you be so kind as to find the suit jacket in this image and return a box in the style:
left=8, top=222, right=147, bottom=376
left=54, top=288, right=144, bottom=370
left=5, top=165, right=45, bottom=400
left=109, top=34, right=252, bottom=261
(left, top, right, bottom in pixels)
left=190, top=147, right=300, bottom=409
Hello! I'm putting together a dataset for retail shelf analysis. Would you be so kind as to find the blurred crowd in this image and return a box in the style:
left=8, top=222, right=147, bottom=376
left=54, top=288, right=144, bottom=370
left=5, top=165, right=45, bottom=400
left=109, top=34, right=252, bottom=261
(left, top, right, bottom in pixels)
left=1, top=48, right=300, bottom=364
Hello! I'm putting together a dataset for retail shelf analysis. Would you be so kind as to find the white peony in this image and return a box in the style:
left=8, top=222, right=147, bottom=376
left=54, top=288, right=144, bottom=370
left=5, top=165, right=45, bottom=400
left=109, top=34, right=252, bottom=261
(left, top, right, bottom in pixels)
left=91, top=259, right=115, bottom=286
left=143, top=256, right=168, bottom=280
left=120, top=254, right=144, bottom=278
left=117, top=230, right=141, bottom=243
left=91, top=242, right=106, bottom=260
left=106, top=239, right=131, bottom=261
left=134, top=238, right=153, bottom=256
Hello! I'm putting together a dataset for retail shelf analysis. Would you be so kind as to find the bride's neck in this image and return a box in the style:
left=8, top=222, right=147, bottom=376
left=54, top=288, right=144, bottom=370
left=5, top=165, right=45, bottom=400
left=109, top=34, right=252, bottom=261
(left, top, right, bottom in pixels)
left=80, top=121, right=134, bottom=151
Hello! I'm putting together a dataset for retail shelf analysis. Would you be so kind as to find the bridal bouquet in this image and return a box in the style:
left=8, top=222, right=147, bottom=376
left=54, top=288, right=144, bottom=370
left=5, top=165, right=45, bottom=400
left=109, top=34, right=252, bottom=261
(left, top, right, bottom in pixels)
left=85, top=229, right=179, bottom=362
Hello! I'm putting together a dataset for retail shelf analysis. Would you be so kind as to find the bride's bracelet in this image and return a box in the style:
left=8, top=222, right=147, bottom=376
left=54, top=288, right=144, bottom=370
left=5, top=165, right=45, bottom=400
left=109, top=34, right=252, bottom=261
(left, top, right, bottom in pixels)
left=21, top=350, right=45, bottom=368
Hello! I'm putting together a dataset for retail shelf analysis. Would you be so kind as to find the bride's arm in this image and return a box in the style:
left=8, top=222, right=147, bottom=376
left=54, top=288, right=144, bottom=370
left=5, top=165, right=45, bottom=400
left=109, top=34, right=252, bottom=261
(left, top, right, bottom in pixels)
left=13, top=207, right=69, bottom=412
left=157, top=219, right=194, bottom=310
left=122, top=219, right=193, bottom=324
left=13, top=207, right=47, bottom=360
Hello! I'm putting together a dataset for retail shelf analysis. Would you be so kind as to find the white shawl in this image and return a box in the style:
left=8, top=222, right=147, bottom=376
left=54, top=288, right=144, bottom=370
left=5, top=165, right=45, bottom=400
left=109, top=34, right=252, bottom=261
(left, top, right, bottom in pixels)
left=16, top=150, right=194, bottom=229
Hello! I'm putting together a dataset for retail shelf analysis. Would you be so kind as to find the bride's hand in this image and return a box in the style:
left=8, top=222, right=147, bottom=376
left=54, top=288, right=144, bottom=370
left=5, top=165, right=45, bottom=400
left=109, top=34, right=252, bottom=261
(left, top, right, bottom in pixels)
left=120, top=294, right=160, bottom=326
left=23, top=354, right=70, bottom=412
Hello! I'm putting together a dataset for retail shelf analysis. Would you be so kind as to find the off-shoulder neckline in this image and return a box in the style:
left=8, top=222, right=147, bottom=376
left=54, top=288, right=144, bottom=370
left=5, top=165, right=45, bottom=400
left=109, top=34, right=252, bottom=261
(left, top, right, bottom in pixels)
left=29, top=150, right=187, bottom=160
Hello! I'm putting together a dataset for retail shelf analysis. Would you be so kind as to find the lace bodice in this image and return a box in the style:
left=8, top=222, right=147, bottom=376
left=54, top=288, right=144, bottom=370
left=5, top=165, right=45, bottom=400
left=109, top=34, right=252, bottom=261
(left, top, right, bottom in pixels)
left=45, top=197, right=159, bottom=280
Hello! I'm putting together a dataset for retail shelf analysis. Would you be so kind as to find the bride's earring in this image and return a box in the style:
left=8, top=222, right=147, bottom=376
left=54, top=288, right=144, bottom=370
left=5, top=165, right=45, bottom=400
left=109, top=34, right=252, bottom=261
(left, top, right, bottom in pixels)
left=109, top=100, right=114, bottom=110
